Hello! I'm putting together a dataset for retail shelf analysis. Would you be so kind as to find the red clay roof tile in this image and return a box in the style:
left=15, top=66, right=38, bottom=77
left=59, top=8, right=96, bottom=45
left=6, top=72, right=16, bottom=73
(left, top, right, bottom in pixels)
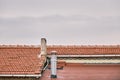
left=0, top=45, right=120, bottom=75
left=47, top=45, right=120, bottom=55
left=0, top=47, right=46, bottom=75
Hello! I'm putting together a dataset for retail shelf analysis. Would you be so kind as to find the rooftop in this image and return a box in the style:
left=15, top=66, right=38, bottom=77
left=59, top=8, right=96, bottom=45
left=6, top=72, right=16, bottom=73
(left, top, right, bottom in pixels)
left=0, top=47, right=46, bottom=75
left=0, top=45, right=120, bottom=55
left=0, top=44, right=120, bottom=79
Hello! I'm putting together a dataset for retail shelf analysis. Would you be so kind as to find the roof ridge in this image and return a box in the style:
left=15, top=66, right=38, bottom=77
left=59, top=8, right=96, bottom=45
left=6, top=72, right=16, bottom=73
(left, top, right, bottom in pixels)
left=0, top=45, right=120, bottom=48
left=0, top=45, right=40, bottom=48
left=47, top=45, right=120, bottom=48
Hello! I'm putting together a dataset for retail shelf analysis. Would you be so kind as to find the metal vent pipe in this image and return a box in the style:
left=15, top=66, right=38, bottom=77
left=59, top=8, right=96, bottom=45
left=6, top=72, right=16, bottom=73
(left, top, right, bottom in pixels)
left=51, top=51, right=57, bottom=78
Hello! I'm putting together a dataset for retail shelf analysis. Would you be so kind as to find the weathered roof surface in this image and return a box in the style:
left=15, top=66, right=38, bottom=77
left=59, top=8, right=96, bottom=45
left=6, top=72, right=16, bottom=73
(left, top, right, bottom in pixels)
left=0, top=45, right=120, bottom=75
left=40, top=63, right=120, bottom=80
left=48, top=45, right=120, bottom=55
left=0, top=46, right=46, bottom=74
left=0, top=45, right=120, bottom=55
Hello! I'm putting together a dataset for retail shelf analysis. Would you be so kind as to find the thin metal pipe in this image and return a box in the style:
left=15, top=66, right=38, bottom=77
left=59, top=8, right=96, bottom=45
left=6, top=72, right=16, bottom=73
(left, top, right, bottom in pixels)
left=48, top=55, right=120, bottom=57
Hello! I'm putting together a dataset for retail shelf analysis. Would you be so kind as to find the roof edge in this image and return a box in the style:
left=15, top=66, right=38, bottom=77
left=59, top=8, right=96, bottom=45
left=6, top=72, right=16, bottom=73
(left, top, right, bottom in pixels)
left=0, top=45, right=120, bottom=48
left=48, top=54, right=120, bottom=57
left=48, top=45, right=120, bottom=48
left=0, top=74, right=41, bottom=78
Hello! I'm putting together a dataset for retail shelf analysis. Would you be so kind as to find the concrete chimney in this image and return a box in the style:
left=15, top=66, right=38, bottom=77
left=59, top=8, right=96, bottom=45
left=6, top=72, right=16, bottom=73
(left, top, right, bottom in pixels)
left=40, top=38, right=47, bottom=56
left=51, top=51, right=57, bottom=78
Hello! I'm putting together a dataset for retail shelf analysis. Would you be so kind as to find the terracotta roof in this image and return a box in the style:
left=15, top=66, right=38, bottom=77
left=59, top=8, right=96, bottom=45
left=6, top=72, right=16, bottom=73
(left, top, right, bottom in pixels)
left=47, top=45, right=120, bottom=55
left=0, top=45, right=120, bottom=55
left=0, top=45, right=120, bottom=76
left=0, top=47, right=46, bottom=75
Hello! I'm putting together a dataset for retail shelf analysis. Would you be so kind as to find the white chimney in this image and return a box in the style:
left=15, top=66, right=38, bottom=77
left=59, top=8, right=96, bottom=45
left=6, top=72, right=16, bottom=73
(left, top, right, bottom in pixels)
left=40, top=38, right=47, bottom=56
left=51, top=51, right=57, bottom=78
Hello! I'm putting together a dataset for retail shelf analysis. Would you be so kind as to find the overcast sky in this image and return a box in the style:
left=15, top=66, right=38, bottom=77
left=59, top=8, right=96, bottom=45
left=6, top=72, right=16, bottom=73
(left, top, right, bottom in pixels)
left=0, top=0, right=120, bottom=45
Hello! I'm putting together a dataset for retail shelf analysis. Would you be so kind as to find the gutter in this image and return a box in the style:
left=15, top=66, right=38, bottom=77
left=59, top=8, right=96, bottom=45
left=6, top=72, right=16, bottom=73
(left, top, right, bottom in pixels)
left=0, top=74, right=41, bottom=78
left=48, top=54, right=120, bottom=57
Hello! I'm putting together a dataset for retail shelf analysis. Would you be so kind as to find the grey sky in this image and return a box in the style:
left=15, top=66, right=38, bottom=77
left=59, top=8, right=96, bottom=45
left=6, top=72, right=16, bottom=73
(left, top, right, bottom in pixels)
left=0, top=0, right=120, bottom=45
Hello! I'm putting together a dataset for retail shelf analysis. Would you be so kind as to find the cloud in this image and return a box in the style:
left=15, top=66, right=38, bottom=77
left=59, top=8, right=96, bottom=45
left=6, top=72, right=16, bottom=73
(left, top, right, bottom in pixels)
left=0, top=0, right=120, bottom=17
left=0, top=0, right=120, bottom=44
left=0, top=15, right=120, bottom=44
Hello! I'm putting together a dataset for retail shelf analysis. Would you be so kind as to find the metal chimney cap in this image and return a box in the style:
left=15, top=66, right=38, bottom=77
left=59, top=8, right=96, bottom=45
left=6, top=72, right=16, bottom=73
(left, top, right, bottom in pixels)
left=51, top=51, right=57, bottom=55
left=41, top=38, right=47, bottom=43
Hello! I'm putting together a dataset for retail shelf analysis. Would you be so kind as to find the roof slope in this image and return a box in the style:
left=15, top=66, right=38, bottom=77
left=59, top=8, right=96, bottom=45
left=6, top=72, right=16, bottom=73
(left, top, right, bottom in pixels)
left=0, top=47, right=46, bottom=75
left=0, top=45, right=120, bottom=74
left=48, top=45, right=120, bottom=55
left=0, top=45, right=120, bottom=55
